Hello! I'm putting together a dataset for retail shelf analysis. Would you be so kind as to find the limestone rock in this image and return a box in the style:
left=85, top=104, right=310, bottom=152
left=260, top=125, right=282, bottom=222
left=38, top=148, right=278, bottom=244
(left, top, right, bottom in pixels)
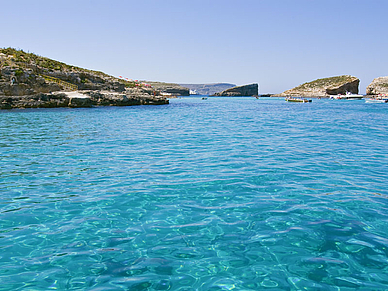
left=0, top=93, right=70, bottom=109
left=366, top=76, right=388, bottom=95
left=85, top=89, right=169, bottom=106
left=0, top=48, right=169, bottom=109
left=66, top=92, right=92, bottom=108
left=0, top=68, right=61, bottom=96
left=0, top=89, right=168, bottom=109
left=212, top=83, right=258, bottom=96
left=275, top=75, right=360, bottom=97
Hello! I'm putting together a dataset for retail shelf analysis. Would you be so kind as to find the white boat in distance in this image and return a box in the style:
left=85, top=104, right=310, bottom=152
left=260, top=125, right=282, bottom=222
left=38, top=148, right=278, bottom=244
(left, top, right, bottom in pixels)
left=365, top=96, right=388, bottom=103
left=330, top=91, right=364, bottom=100
left=190, top=89, right=198, bottom=95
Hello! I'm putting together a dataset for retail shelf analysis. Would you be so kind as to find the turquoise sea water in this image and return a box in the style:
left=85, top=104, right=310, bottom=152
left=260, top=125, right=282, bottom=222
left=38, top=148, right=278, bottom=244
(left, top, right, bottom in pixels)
left=1, top=97, right=388, bottom=290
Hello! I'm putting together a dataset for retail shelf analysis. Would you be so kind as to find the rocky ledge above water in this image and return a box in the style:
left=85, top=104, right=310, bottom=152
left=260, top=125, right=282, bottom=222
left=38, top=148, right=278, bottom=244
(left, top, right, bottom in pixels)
left=211, top=83, right=258, bottom=97
left=0, top=88, right=168, bottom=110
left=275, top=75, right=360, bottom=97
left=366, top=76, right=388, bottom=95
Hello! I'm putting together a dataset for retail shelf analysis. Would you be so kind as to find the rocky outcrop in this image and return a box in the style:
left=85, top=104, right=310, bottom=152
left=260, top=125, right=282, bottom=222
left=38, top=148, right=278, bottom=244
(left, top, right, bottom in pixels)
left=86, top=88, right=169, bottom=106
left=0, top=89, right=168, bottom=109
left=0, top=93, right=70, bottom=109
left=211, top=83, right=258, bottom=96
left=275, top=75, right=359, bottom=97
left=0, top=67, right=61, bottom=96
left=0, top=48, right=169, bottom=109
left=366, top=77, right=388, bottom=95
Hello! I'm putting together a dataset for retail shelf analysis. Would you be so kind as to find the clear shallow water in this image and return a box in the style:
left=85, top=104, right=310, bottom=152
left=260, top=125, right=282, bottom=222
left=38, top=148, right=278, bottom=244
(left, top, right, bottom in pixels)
left=1, top=97, right=388, bottom=290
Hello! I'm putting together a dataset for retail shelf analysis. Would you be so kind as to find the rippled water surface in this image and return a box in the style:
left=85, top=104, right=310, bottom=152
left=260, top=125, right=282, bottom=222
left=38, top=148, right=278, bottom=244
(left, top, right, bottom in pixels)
left=1, top=97, right=388, bottom=290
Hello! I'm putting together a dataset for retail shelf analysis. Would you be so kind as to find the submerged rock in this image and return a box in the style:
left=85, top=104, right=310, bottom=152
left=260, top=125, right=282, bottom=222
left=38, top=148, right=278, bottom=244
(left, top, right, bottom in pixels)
left=211, top=83, right=258, bottom=96
left=275, top=75, right=360, bottom=97
left=366, top=76, right=388, bottom=95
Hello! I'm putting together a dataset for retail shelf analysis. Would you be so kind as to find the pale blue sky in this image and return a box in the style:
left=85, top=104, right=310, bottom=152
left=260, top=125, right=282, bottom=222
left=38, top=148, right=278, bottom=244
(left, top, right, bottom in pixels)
left=1, top=0, right=387, bottom=93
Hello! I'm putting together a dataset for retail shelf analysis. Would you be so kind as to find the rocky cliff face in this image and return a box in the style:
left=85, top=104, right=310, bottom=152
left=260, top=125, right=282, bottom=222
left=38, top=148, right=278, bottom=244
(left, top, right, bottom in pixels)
left=0, top=67, right=61, bottom=96
left=366, top=76, right=388, bottom=95
left=212, top=83, right=258, bottom=96
left=0, top=48, right=169, bottom=108
left=275, top=75, right=360, bottom=97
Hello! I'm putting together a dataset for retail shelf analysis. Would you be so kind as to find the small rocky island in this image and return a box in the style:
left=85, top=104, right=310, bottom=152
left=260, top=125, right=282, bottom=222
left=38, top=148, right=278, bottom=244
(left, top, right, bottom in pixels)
left=211, top=83, right=258, bottom=96
left=275, top=75, right=360, bottom=97
left=366, top=76, right=388, bottom=95
left=0, top=48, right=170, bottom=109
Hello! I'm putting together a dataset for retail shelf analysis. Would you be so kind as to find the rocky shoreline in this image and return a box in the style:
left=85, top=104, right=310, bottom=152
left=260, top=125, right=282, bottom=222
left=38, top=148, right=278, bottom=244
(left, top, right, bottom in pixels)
left=0, top=89, right=168, bottom=110
left=0, top=48, right=170, bottom=109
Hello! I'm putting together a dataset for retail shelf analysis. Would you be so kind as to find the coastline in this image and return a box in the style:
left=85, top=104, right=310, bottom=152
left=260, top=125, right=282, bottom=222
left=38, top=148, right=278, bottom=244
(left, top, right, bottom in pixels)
left=0, top=90, right=169, bottom=110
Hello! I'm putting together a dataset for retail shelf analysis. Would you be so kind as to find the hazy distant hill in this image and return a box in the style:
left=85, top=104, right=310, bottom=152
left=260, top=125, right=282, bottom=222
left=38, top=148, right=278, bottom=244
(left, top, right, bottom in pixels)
left=179, top=83, right=236, bottom=95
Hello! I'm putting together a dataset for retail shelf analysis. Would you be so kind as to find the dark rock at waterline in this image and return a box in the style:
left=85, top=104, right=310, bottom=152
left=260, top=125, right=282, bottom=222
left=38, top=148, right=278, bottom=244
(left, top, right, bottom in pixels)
left=0, top=93, right=70, bottom=109
left=86, top=89, right=169, bottom=106
left=0, top=89, right=168, bottom=109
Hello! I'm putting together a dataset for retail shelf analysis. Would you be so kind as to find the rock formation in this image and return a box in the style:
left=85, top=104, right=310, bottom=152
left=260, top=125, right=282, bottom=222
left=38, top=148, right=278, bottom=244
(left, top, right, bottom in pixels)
left=366, top=76, right=388, bottom=95
left=0, top=89, right=168, bottom=109
left=275, top=75, right=360, bottom=97
left=211, top=83, right=258, bottom=97
left=0, top=48, right=169, bottom=109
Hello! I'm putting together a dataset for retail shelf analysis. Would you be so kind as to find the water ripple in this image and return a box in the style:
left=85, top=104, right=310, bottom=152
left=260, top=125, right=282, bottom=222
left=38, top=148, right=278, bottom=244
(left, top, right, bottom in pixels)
left=1, top=99, right=388, bottom=289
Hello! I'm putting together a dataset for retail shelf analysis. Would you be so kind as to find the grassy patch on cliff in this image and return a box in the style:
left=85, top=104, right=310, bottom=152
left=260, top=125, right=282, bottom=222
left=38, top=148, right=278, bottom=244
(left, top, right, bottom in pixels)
left=1, top=47, right=111, bottom=78
left=0, top=47, right=179, bottom=90
left=294, top=75, right=357, bottom=90
left=0, top=47, right=137, bottom=87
